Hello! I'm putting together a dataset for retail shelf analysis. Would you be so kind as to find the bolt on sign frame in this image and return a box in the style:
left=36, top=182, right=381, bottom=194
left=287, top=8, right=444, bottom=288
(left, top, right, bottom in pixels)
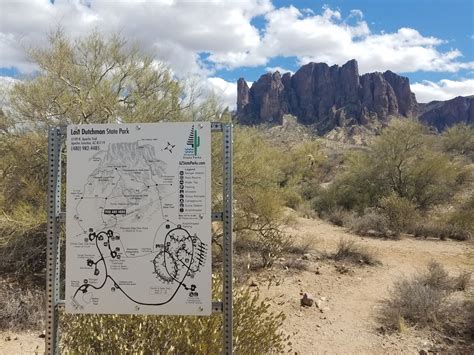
left=46, top=122, right=233, bottom=354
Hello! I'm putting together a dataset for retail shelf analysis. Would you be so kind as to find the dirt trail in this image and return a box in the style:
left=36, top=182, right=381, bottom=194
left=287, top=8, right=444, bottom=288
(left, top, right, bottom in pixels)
left=1, top=216, right=472, bottom=354
left=255, top=216, right=473, bottom=354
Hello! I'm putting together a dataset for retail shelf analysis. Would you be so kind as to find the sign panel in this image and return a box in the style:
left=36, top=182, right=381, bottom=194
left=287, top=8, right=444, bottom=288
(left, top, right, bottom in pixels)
left=65, top=123, right=211, bottom=315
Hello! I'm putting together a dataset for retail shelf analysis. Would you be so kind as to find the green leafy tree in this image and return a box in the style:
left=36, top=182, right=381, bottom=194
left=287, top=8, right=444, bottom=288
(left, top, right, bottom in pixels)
left=10, top=29, right=187, bottom=128
left=317, top=119, right=466, bottom=212
left=0, top=30, right=196, bottom=279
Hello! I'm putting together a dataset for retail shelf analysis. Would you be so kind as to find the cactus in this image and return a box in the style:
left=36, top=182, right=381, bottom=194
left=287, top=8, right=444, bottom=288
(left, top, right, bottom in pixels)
left=193, top=129, right=200, bottom=155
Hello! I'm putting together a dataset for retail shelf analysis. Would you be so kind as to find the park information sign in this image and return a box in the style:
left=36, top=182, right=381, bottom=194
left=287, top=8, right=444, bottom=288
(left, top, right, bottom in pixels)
left=65, top=122, right=212, bottom=316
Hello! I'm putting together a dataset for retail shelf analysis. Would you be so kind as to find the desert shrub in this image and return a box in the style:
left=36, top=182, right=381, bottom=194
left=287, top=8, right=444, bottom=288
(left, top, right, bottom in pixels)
left=411, top=220, right=471, bottom=241
left=419, top=261, right=453, bottom=291
left=0, top=133, right=49, bottom=280
left=279, top=140, right=327, bottom=190
left=325, top=208, right=353, bottom=227
left=442, top=123, right=474, bottom=159
left=348, top=211, right=390, bottom=237
left=61, top=277, right=290, bottom=353
left=381, top=261, right=472, bottom=332
left=379, top=194, right=419, bottom=234
left=212, top=126, right=293, bottom=267
left=452, top=271, right=472, bottom=291
left=317, top=119, right=466, bottom=216
left=282, top=187, right=303, bottom=209
left=333, top=239, right=380, bottom=266
left=382, top=277, right=446, bottom=329
left=0, top=281, right=45, bottom=330
left=254, top=227, right=293, bottom=267
left=311, top=185, right=338, bottom=214
left=447, top=196, right=474, bottom=237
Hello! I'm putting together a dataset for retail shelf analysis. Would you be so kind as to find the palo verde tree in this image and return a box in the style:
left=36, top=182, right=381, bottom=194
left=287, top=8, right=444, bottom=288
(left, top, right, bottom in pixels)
left=10, top=29, right=188, bottom=128
left=0, top=29, right=196, bottom=278
left=0, top=30, right=292, bottom=350
left=314, top=119, right=467, bottom=214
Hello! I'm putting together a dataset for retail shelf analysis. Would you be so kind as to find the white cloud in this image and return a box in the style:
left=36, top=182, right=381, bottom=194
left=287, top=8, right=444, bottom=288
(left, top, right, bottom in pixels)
left=1, top=1, right=473, bottom=105
left=0, top=0, right=273, bottom=75
left=258, top=6, right=473, bottom=74
left=206, top=77, right=237, bottom=109
left=265, top=66, right=294, bottom=74
left=411, top=79, right=474, bottom=103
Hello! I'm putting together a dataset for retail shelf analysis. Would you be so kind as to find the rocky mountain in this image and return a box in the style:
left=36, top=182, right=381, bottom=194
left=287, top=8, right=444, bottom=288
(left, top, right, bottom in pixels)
left=236, top=59, right=470, bottom=132
left=418, top=95, right=473, bottom=131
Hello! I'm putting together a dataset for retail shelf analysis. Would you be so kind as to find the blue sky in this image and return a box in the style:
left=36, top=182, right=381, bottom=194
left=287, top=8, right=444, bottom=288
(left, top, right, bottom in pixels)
left=0, top=0, right=473, bottom=106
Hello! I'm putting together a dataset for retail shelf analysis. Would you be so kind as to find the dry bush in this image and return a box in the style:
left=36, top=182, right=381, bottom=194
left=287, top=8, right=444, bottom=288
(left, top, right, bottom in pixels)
left=61, top=277, right=290, bottom=353
left=411, top=221, right=471, bottom=241
left=381, top=261, right=472, bottom=334
left=348, top=211, right=392, bottom=238
left=382, top=278, right=446, bottom=330
left=325, top=208, right=354, bottom=227
left=419, top=261, right=453, bottom=291
left=0, top=281, right=45, bottom=330
left=333, top=239, right=380, bottom=266
left=452, top=271, right=472, bottom=291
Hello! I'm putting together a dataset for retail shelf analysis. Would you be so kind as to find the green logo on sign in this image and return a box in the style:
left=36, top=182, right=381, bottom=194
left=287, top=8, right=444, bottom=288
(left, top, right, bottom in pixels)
left=186, top=125, right=201, bottom=156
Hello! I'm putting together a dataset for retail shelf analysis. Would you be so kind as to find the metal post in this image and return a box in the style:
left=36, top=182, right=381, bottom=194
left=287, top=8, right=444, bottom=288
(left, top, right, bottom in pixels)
left=46, top=127, right=62, bottom=355
left=222, top=123, right=233, bottom=354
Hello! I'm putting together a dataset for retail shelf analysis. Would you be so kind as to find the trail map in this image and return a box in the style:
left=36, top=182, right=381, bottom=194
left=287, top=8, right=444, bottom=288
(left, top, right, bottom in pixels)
left=65, top=123, right=212, bottom=315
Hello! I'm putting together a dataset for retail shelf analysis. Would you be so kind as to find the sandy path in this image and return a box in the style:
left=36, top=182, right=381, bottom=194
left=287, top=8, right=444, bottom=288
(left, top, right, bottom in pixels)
left=255, top=216, right=473, bottom=354
left=0, top=331, right=43, bottom=355
left=1, top=216, right=472, bottom=354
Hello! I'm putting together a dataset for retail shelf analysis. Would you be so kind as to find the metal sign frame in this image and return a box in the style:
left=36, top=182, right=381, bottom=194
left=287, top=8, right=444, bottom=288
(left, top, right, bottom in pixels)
left=45, top=122, right=233, bottom=354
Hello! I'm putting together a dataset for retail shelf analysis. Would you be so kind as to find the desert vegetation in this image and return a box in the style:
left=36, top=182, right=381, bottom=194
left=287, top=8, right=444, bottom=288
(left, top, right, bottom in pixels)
left=381, top=261, right=472, bottom=347
left=0, top=29, right=472, bottom=354
left=311, top=119, right=473, bottom=240
left=0, top=31, right=295, bottom=351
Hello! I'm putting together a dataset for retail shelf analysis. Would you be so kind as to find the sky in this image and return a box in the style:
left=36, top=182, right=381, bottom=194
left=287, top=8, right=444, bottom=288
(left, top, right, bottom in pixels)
left=0, top=0, right=473, bottom=108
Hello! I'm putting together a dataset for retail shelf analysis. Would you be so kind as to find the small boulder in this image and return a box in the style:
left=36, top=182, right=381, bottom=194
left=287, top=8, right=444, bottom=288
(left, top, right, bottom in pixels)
left=300, top=293, right=314, bottom=307
left=302, top=253, right=311, bottom=260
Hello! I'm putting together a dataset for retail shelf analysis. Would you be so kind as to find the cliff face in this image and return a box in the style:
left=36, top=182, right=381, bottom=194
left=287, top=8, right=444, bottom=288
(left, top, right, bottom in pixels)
left=236, top=59, right=419, bottom=132
left=418, top=96, right=474, bottom=131
left=237, top=60, right=473, bottom=131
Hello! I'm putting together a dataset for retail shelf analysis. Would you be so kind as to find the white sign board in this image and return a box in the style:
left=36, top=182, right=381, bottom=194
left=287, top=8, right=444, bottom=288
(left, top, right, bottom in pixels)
left=65, top=123, right=212, bottom=315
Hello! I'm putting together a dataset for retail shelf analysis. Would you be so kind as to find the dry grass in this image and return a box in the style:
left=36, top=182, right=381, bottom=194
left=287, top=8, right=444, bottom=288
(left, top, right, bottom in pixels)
left=0, top=280, right=45, bottom=330
left=333, top=238, right=380, bottom=266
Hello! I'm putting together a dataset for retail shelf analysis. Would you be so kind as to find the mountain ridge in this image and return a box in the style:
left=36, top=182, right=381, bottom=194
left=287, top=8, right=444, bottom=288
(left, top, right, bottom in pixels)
left=236, top=59, right=473, bottom=132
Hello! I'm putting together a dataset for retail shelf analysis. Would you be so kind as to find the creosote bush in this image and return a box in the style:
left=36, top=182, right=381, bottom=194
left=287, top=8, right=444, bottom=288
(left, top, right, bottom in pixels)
left=61, top=277, right=290, bottom=353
